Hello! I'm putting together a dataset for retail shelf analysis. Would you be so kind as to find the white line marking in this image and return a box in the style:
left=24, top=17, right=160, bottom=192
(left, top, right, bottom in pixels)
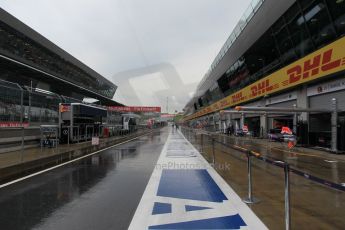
left=0, top=132, right=152, bottom=189
left=324, top=160, right=337, bottom=163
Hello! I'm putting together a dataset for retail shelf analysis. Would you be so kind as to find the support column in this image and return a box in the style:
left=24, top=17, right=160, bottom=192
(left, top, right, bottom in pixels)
left=293, top=104, right=297, bottom=134
left=297, top=86, right=309, bottom=123
left=240, top=113, right=245, bottom=129
left=331, top=98, right=338, bottom=153
left=227, top=113, right=232, bottom=127
left=260, top=113, right=267, bottom=138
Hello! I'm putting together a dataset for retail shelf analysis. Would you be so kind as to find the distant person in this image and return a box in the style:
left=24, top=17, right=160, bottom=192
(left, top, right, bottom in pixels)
left=226, top=124, right=233, bottom=136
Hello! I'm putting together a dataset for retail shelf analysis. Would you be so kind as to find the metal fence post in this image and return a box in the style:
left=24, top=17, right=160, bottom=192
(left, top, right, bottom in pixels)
left=20, top=87, right=24, bottom=125
left=284, top=163, right=291, bottom=230
left=243, top=151, right=259, bottom=204
left=200, top=134, right=203, bottom=153
left=67, top=126, right=70, bottom=146
left=21, top=126, right=24, bottom=163
left=28, top=90, right=31, bottom=124
left=212, top=137, right=215, bottom=165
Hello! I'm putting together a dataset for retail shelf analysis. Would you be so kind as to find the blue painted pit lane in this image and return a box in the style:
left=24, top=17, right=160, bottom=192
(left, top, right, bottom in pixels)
left=148, top=214, right=247, bottom=229
left=129, top=128, right=267, bottom=229
left=157, top=169, right=228, bottom=203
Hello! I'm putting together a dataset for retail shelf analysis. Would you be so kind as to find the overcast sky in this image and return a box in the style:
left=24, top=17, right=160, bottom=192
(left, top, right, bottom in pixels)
left=1, top=0, right=251, bottom=112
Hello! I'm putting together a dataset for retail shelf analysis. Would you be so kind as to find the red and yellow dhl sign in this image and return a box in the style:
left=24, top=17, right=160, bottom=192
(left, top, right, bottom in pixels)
left=184, top=36, right=345, bottom=121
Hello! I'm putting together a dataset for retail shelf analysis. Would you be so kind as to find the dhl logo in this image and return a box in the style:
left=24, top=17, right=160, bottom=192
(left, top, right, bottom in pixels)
left=250, top=79, right=280, bottom=97
left=232, top=92, right=245, bottom=103
left=250, top=79, right=273, bottom=97
left=287, top=49, right=345, bottom=84
left=184, top=37, right=345, bottom=122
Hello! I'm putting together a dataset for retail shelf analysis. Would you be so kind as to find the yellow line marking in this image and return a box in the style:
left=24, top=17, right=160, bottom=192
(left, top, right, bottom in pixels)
left=233, top=145, right=248, bottom=152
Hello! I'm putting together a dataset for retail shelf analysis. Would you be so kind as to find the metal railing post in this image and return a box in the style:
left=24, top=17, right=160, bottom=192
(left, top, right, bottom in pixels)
left=212, top=137, right=216, bottom=165
left=200, top=134, right=203, bottom=153
left=21, top=126, right=24, bottom=163
left=20, top=88, right=24, bottom=125
left=67, top=126, right=70, bottom=146
left=28, top=90, right=31, bottom=124
left=284, top=163, right=291, bottom=230
left=243, top=151, right=259, bottom=204
left=40, top=126, right=43, bottom=152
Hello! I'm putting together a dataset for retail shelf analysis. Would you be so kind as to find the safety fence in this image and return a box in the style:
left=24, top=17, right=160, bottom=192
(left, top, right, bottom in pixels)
left=180, top=126, right=345, bottom=230
left=0, top=79, right=85, bottom=127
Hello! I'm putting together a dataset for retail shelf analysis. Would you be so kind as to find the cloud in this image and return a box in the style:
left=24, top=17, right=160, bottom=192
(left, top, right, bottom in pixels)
left=1, top=0, right=251, bottom=111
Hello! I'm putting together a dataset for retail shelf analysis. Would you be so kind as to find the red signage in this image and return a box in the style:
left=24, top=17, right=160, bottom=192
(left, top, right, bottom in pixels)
left=0, top=122, right=29, bottom=128
left=281, top=126, right=293, bottom=135
left=242, top=125, right=249, bottom=133
left=108, top=106, right=161, bottom=113
left=160, top=114, right=175, bottom=118
left=59, top=105, right=70, bottom=113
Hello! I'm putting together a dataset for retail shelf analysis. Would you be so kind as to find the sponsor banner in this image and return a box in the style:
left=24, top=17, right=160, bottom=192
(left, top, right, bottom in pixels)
left=185, top=36, right=345, bottom=121
left=0, top=122, right=29, bottom=128
left=307, top=77, right=345, bottom=97
left=59, top=104, right=71, bottom=113
left=160, top=113, right=175, bottom=118
left=108, top=106, right=161, bottom=113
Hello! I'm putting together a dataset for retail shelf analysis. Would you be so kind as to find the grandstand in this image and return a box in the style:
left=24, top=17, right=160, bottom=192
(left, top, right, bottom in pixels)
left=0, top=8, right=124, bottom=151
left=0, top=8, right=119, bottom=105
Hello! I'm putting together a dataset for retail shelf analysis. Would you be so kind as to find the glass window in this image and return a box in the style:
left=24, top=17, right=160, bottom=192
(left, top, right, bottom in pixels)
left=326, top=0, right=345, bottom=36
left=304, top=0, right=337, bottom=47
left=272, top=18, right=298, bottom=65
left=217, top=74, right=229, bottom=93
left=285, top=3, right=315, bottom=57
left=299, top=0, right=316, bottom=10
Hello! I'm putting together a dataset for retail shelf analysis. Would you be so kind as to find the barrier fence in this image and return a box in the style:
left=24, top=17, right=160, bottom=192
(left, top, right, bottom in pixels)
left=0, top=79, right=83, bottom=127
left=180, top=126, right=345, bottom=230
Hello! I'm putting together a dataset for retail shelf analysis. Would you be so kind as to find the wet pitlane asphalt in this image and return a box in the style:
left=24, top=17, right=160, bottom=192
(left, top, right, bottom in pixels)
left=0, top=128, right=168, bottom=230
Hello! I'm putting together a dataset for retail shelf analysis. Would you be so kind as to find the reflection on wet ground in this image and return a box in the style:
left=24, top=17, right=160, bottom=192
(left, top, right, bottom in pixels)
left=0, top=128, right=168, bottom=230
left=187, top=133, right=345, bottom=230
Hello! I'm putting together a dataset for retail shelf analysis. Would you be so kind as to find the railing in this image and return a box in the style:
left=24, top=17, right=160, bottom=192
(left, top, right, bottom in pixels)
left=180, top=126, right=345, bottom=230
left=0, top=79, right=67, bottom=126
left=198, top=0, right=265, bottom=91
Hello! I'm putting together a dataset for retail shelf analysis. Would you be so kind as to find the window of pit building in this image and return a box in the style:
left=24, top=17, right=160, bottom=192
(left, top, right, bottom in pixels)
left=271, top=17, right=298, bottom=65
left=244, top=30, right=281, bottom=78
left=285, top=2, right=315, bottom=58
left=303, top=0, right=337, bottom=48
left=198, top=98, right=204, bottom=107
left=326, top=0, right=345, bottom=36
